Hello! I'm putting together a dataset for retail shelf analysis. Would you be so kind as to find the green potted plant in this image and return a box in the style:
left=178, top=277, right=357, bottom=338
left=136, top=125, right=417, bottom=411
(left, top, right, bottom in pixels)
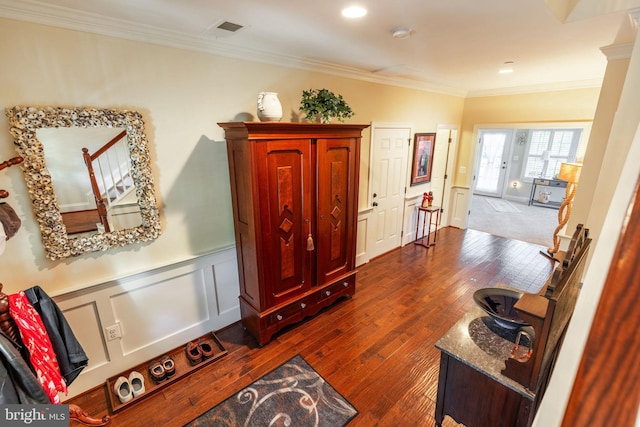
left=299, top=88, right=354, bottom=123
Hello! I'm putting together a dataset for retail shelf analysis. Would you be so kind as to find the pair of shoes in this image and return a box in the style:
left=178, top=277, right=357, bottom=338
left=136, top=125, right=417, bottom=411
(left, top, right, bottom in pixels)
left=114, top=371, right=145, bottom=403
left=148, top=355, right=176, bottom=383
left=185, top=339, right=215, bottom=365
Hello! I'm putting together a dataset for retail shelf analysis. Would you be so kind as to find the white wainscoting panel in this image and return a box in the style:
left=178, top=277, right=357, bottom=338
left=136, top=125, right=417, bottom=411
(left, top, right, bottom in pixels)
left=110, top=267, right=211, bottom=356
left=450, top=186, right=471, bottom=229
left=401, top=196, right=422, bottom=246
left=55, top=247, right=240, bottom=400
left=356, top=210, right=371, bottom=266
left=212, top=252, right=243, bottom=320
left=62, top=302, right=109, bottom=374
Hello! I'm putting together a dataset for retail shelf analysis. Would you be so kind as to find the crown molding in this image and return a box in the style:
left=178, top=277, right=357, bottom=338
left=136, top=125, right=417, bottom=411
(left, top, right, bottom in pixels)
left=466, top=78, right=603, bottom=98
left=0, top=0, right=604, bottom=99
left=601, top=42, right=635, bottom=60
left=0, top=1, right=470, bottom=97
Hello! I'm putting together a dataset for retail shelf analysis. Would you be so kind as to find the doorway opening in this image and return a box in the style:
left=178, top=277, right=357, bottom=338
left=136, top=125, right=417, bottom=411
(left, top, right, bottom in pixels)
left=468, top=125, right=588, bottom=246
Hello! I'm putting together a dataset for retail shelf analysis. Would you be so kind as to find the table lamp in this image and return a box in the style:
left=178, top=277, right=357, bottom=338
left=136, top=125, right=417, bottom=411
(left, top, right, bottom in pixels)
left=548, top=162, right=582, bottom=255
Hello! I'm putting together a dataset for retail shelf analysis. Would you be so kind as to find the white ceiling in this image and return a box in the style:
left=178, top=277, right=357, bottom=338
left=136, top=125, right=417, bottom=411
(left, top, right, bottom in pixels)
left=1, top=0, right=639, bottom=96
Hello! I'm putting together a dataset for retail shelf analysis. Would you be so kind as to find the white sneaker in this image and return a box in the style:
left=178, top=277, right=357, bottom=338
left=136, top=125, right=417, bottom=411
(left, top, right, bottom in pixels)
left=114, top=376, right=132, bottom=403
left=129, top=371, right=145, bottom=398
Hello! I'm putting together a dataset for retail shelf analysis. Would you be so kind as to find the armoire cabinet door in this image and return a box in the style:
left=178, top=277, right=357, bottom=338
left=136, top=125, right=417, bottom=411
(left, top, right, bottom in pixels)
left=255, top=139, right=314, bottom=307
left=316, top=137, right=358, bottom=286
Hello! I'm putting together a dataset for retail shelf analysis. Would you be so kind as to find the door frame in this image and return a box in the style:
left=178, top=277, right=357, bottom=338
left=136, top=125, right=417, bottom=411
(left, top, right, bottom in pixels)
left=434, top=125, right=459, bottom=228
left=364, top=122, right=413, bottom=261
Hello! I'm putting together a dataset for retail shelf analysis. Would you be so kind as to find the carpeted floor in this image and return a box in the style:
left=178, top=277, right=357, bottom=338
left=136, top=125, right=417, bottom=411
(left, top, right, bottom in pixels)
left=468, top=195, right=559, bottom=247
left=184, top=355, right=358, bottom=427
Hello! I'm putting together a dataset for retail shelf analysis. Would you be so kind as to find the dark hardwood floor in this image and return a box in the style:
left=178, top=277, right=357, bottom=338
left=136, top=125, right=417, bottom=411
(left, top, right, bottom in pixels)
left=61, top=209, right=100, bottom=234
left=68, top=227, right=555, bottom=426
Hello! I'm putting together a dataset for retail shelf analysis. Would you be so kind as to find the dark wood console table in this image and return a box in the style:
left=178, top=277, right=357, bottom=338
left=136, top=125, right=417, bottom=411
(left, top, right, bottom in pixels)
left=415, top=205, right=440, bottom=248
left=435, top=305, right=536, bottom=427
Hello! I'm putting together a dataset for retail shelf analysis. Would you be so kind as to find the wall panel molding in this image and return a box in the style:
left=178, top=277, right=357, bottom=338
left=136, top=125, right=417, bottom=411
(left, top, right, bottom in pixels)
left=55, top=247, right=240, bottom=399
left=356, top=212, right=370, bottom=266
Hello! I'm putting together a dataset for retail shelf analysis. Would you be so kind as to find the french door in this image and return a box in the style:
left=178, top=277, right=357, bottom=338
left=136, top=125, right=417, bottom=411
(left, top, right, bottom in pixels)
left=474, top=130, right=512, bottom=197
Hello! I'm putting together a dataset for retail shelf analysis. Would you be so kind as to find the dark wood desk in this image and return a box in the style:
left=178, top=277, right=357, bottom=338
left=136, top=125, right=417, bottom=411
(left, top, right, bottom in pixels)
left=415, top=205, right=440, bottom=248
left=435, top=306, right=536, bottom=427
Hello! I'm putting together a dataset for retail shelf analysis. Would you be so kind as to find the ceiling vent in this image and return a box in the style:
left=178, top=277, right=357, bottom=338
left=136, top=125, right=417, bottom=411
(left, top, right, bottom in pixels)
left=216, top=21, right=243, bottom=32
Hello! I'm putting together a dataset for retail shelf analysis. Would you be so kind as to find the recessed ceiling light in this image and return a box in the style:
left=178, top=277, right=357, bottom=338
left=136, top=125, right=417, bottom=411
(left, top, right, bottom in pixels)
left=342, top=6, right=367, bottom=18
left=499, top=61, right=514, bottom=74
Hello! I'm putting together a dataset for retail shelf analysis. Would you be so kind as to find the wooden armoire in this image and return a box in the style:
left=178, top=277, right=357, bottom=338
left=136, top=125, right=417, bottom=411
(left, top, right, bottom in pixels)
left=218, top=122, right=369, bottom=345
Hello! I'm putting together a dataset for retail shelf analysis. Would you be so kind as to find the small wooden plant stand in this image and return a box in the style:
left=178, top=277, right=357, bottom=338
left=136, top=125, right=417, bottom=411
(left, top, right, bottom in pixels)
left=105, top=332, right=227, bottom=414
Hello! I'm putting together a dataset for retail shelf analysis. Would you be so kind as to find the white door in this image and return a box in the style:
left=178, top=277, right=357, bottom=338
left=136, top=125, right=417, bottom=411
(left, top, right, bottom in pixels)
left=474, top=130, right=512, bottom=197
left=370, top=125, right=411, bottom=258
left=431, top=127, right=458, bottom=226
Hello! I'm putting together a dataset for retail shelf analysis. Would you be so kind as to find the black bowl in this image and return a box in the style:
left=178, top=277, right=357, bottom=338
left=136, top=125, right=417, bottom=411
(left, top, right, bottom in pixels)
left=473, top=288, right=529, bottom=329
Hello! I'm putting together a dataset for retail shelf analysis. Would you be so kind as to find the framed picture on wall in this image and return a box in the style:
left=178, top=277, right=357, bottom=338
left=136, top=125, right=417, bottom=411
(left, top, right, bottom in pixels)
left=411, top=133, right=436, bottom=185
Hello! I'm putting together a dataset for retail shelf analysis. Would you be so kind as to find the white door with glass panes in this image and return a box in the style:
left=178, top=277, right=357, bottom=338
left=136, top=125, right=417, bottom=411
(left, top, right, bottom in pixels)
left=474, top=130, right=512, bottom=197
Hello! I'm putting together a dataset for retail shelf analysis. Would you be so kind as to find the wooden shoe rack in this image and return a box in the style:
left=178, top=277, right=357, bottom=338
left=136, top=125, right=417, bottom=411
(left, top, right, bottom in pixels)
left=105, top=332, right=227, bottom=414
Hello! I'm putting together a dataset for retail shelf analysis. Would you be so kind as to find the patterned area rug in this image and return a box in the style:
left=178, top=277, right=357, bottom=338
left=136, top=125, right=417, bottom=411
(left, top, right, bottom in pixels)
left=184, top=355, right=358, bottom=427
left=485, top=198, right=521, bottom=213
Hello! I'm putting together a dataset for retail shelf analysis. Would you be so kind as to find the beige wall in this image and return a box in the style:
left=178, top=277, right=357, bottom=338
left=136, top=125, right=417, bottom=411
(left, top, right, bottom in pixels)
left=0, top=18, right=463, bottom=295
left=456, top=88, right=601, bottom=188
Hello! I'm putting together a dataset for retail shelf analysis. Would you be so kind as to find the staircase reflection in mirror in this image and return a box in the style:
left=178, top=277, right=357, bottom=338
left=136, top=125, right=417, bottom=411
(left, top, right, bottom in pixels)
left=5, top=106, right=161, bottom=260
left=39, top=127, right=142, bottom=236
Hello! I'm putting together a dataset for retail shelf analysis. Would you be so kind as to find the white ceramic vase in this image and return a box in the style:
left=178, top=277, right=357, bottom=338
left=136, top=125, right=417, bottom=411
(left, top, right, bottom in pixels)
left=257, top=92, right=283, bottom=122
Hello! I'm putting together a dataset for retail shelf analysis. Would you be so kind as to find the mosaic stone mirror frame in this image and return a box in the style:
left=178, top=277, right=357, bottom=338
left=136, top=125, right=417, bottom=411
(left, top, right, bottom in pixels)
left=5, top=106, right=161, bottom=260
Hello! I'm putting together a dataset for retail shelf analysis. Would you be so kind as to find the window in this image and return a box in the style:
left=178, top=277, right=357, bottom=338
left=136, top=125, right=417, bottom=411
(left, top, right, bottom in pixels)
left=522, top=129, right=581, bottom=181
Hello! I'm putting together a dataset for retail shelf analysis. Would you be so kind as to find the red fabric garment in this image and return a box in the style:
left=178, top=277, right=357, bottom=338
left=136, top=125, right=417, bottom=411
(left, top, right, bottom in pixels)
left=8, top=291, right=68, bottom=403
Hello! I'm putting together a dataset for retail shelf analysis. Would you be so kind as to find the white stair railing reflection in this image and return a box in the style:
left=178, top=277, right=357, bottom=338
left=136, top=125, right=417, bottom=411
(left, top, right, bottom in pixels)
left=82, top=130, right=135, bottom=232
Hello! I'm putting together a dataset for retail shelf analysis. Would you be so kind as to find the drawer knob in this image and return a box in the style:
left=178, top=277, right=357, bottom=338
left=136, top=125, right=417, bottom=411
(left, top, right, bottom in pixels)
left=326, top=290, right=331, bottom=296
left=300, top=303, right=306, bottom=309
left=343, top=281, right=349, bottom=287
left=276, top=314, right=283, bottom=321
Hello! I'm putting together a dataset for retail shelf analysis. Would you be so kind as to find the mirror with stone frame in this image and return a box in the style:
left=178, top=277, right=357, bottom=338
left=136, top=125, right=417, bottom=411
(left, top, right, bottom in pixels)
left=5, top=106, right=161, bottom=260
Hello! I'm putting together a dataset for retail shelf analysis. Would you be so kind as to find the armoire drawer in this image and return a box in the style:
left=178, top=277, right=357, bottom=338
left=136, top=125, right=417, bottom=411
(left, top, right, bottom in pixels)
left=267, top=297, right=313, bottom=326
left=317, top=277, right=355, bottom=302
